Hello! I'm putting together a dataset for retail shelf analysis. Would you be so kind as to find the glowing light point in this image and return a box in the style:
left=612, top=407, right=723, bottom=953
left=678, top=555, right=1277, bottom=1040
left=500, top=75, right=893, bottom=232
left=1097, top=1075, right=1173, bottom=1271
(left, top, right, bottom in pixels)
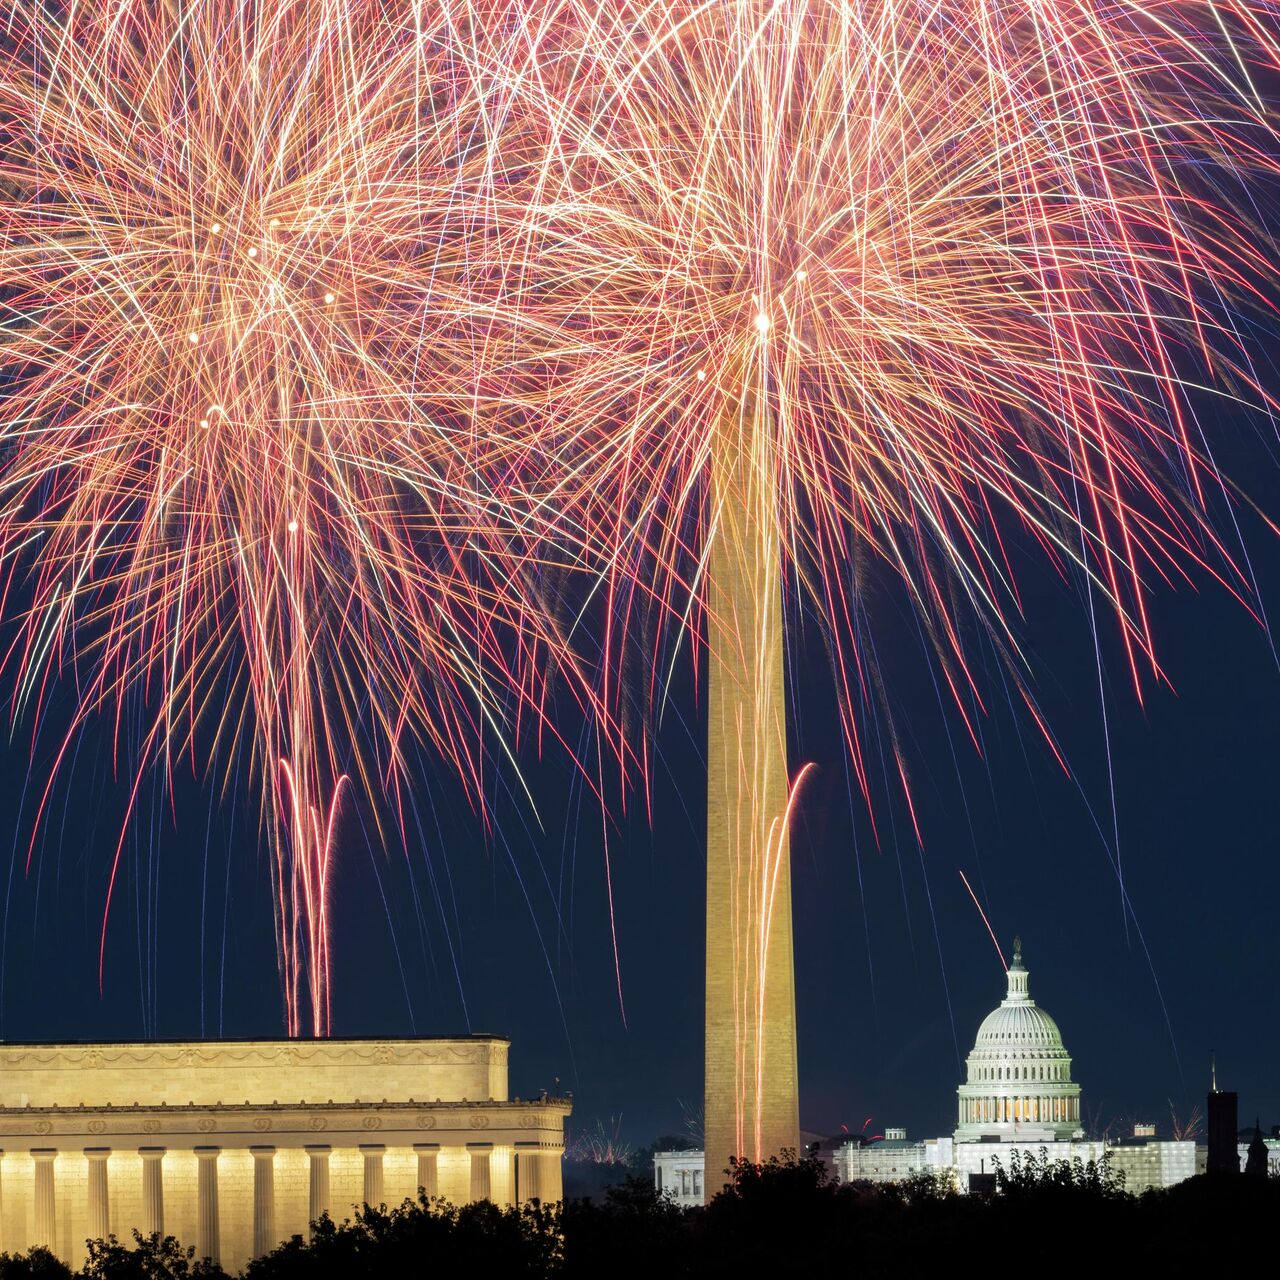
left=188, top=332, right=199, bottom=344
left=210, top=223, right=222, bottom=235
left=199, top=418, right=210, bottom=429
left=247, top=246, right=259, bottom=259
left=795, top=269, right=808, bottom=281
left=287, top=519, right=299, bottom=533
left=269, top=218, right=280, bottom=229
left=324, top=292, right=336, bottom=304
left=755, top=313, right=770, bottom=333
left=695, top=369, right=707, bottom=381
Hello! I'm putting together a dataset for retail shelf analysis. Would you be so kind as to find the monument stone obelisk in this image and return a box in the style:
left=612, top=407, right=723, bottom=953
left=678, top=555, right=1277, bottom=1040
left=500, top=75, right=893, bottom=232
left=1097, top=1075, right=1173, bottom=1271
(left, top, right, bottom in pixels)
left=704, top=380, right=800, bottom=1194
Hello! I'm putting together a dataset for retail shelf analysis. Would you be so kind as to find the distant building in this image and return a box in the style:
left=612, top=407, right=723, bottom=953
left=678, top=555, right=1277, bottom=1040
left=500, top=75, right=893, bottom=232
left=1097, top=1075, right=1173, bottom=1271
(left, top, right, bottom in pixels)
left=1109, top=1128, right=1197, bottom=1193
left=1207, top=1064, right=1239, bottom=1174
left=653, top=1149, right=704, bottom=1206
left=831, top=1130, right=928, bottom=1184
left=946, top=937, right=1105, bottom=1191
left=955, top=937, right=1083, bottom=1143
left=1243, top=1122, right=1273, bottom=1178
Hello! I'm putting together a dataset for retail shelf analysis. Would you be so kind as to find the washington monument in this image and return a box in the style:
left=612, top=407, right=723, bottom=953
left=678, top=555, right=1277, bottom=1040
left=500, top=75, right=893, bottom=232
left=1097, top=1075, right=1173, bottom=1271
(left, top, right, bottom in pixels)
left=704, top=386, right=800, bottom=1192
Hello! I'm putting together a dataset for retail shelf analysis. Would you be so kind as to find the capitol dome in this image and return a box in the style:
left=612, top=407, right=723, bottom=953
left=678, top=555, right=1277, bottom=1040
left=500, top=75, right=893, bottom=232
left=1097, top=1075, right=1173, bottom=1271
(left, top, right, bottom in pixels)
left=956, top=937, right=1083, bottom=1142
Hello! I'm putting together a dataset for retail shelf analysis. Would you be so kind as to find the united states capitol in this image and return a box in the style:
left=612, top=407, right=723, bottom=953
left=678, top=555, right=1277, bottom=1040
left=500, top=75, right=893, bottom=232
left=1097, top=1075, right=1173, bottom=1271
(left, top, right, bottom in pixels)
left=654, top=937, right=1279, bottom=1203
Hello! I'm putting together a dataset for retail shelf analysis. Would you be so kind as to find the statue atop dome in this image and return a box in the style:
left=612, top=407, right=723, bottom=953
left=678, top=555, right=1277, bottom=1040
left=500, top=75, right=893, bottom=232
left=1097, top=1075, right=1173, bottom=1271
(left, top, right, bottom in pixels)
left=1005, top=936, right=1031, bottom=1002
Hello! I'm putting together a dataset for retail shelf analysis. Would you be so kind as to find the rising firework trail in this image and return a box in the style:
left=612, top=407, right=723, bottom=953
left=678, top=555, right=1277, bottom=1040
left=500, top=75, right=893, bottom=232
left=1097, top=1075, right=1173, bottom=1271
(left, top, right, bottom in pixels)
left=0, top=1, right=586, bottom=1035
left=487, top=1, right=1280, bottom=1188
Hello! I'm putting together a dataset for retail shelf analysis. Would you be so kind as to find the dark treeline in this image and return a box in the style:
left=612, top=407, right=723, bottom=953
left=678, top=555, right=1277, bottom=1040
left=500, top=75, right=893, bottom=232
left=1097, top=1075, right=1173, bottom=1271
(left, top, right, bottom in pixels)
left=0, top=1152, right=1274, bottom=1279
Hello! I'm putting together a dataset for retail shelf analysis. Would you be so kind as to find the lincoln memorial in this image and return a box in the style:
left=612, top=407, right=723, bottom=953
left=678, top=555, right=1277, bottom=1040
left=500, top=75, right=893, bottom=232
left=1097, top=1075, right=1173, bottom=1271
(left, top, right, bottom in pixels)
left=0, top=1037, right=569, bottom=1271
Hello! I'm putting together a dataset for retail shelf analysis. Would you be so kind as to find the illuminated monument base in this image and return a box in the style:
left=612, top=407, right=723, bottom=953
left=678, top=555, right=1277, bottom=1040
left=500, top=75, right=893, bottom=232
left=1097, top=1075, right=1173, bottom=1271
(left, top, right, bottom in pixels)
left=0, top=1038, right=569, bottom=1271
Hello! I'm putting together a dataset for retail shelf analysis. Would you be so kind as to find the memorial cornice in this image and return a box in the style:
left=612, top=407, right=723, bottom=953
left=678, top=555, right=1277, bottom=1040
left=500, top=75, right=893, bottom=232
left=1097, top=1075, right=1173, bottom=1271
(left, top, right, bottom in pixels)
left=0, top=1037, right=510, bottom=1070
left=0, top=1098, right=571, bottom=1151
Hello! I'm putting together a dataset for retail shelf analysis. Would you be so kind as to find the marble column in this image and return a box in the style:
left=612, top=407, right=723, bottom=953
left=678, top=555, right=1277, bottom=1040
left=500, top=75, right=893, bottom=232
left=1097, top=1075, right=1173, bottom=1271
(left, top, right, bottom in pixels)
left=251, top=1147, right=276, bottom=1259
left=540, top=1149, right=564, bottom=1202
left=467, top=1143, right=492, bottom=1203
left=32, top=1149, right=56, bottom=1251
left=305, top=1145, right=331, bottom=1229
left=85, top=1149, right=111, bottom=1242
left=360, top=1146, right=384, bottom=1203
left=195, top=1147, right=220, bottom=1265
left=139, top=1148, right=165, bottom=1236
left=515, top=1143, right=542, bottom=1204
left=413, top=1144, right=439, bottom=1201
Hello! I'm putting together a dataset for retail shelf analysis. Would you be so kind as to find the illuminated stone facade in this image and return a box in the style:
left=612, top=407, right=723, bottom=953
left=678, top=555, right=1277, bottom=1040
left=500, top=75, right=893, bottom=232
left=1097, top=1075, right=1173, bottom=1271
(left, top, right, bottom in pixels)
left=1108, top=1135, right=1197, bottom=1192
left=652, top=1149, right=705, bottom=1206
left=0, top=1038, right=569, bottom=1272
left=704, top=395, right=799, bottom=1196
left=831, top=1130, right=930, bottom=1184
left=955, top=938, right=1083, bottom=1142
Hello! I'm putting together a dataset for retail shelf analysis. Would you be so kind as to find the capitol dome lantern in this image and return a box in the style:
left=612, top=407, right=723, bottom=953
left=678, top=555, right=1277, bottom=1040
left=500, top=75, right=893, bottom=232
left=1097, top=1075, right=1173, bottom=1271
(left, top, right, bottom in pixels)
left=956, top=937, right=1083, bottom=1142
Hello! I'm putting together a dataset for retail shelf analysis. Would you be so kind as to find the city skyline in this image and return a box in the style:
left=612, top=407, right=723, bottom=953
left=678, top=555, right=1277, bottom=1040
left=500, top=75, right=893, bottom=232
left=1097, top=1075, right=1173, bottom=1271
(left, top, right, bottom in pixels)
left=2, top=0, right=1280, bottom=1169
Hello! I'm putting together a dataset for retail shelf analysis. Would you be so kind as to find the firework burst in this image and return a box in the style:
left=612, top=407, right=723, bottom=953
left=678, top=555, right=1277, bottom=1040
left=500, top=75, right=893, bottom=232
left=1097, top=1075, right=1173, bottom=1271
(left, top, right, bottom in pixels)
left=506, top=0, right=1280, bottom=727
left=0, top=0, right=582, bottom=1034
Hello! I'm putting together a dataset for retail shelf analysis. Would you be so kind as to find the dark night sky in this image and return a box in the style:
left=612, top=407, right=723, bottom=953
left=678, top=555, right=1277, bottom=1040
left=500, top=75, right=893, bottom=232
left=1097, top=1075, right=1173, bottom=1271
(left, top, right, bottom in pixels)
left=1, top=403, right=1278, bottom=1150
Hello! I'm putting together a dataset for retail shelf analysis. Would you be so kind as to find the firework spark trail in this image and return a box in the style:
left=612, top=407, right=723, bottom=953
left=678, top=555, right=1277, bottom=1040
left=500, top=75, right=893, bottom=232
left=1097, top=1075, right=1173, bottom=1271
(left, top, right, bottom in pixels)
left=471, top=1, right=1280, bottom=1167
left=959, top=868, right=1006, bottom=972
left=0, top=1, right=596, bottom=1035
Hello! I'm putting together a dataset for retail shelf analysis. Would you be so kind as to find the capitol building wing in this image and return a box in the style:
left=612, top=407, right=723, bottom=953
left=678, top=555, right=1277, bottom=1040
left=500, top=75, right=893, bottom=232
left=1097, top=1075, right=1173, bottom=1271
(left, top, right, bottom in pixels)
left=0, top=1037, right=569, bottom=1272
left=955, top=937, right=1083, bottom=1142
